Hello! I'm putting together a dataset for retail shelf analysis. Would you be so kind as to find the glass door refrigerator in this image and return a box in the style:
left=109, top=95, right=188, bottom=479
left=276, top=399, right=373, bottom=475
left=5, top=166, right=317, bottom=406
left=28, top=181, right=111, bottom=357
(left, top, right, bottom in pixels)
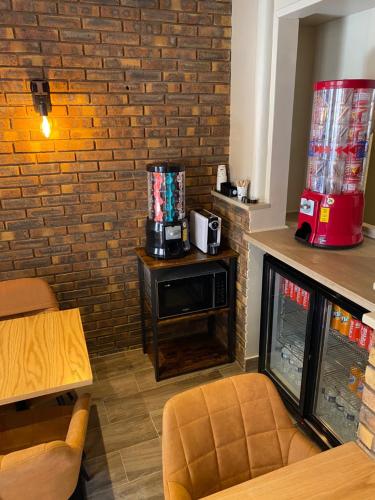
left=259, top=255, right=373, bottom=448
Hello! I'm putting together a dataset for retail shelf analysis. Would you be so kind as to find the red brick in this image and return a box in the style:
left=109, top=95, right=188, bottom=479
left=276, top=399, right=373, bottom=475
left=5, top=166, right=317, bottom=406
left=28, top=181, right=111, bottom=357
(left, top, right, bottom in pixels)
left=58, top=3, right=99, bottom=17
left=101, top=32, right=139, bottom=45
left=39, top=14, right=81, bottom=29
left=100, top=6, right=139, bottom=19
left=0, top=40, right=40, bottom=52
left=82, top=17, right=122, bottom=31
left=62, top=56, right=102, bottom=68
left=60, top=29, right=100, bottom=43
left=0, top=27, right=14, bottom=39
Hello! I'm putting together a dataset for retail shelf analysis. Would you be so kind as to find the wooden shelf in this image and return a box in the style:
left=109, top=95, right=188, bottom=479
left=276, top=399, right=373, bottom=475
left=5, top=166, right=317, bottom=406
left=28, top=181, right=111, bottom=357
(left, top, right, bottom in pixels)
left=149, top=333, right=230, bottom=380
left=144, top=300, right=230, bottom=325
left=135, top=245, right=238, bottom=271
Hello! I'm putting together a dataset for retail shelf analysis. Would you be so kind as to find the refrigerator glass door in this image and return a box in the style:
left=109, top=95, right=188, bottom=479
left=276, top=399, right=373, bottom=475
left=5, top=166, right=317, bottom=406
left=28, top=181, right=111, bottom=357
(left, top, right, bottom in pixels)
left=266, top=272, right=311, bottom=403
left=313, top=300, right=371, bottom=443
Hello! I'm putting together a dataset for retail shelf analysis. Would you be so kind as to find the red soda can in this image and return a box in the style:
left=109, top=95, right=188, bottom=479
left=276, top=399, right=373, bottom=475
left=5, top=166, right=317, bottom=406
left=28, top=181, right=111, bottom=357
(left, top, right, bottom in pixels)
left=358, top=324, right=370, bottom=349
left=283, top=279, right=290, bottom=296
left=367, top=327, right=374, bottom=353
left=302, top=291, right=310, bottom=310
left=289, top=283, right=296, bottom=301
left=348, top=318, right=361, bottom=342
left=296, top=286, right=304, bottom=306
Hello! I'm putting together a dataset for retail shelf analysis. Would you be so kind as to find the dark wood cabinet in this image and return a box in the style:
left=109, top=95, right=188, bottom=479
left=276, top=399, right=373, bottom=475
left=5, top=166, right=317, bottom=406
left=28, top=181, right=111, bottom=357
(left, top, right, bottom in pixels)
left=136, top=246, right=238, bottom=381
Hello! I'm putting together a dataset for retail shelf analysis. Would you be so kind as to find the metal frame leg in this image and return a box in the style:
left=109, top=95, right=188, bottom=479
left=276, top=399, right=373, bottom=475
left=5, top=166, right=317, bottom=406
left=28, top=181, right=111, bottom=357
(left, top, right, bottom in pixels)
left=137, top=257, right=147, bottom=354
left=150, top=272, right=160, bottom=381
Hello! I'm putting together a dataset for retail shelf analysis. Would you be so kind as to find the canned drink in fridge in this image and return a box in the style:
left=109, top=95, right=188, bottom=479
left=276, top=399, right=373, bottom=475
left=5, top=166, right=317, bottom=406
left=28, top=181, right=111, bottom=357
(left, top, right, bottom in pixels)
left=367, top=327, right=374, bottom=353
left=289, top=283, right=297, bottom=301
left=357, top=374, right=365, bottom=399
left=348, top=318, right=361, bottom=342
left=350, top=107, right=371, bottom=125
left=348, top=124, right=369, bottom=142
left=339, top=309, right=351, bottom=336
left=358, top=324, right=370, bottom=349
left=302, top=290, right=310, bottom=310
left=330, top=304, right=342, bottom=330
left=296, top=286, right=304, bottom=306
left=348, top=366, right=362, bottom=392
left=283, top=278, right=290, bottom=297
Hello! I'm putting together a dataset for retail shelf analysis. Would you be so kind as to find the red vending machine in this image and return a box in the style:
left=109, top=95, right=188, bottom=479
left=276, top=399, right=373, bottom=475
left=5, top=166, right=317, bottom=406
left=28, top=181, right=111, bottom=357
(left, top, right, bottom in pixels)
left=295, top=79, right=375, bottom=248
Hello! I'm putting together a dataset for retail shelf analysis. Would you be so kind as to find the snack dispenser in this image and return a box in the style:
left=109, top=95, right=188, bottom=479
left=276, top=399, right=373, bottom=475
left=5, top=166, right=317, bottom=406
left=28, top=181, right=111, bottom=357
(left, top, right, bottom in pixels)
left=146, top=163, right=190, bottom=259
left=296, top=79, right=375, bottom=248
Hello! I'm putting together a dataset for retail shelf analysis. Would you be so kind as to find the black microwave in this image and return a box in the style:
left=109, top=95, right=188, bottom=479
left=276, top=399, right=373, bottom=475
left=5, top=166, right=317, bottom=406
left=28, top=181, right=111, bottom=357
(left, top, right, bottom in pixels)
left=145, top=262, right=227, bottom=319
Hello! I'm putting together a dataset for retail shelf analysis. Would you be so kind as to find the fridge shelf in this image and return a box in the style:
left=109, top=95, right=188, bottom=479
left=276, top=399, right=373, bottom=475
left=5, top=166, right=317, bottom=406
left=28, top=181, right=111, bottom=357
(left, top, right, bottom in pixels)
left=327, top=328, right=368, bottom=367
left=322, top=370, right=362, bottom=413
left=275, top=304, right=308, bottom=362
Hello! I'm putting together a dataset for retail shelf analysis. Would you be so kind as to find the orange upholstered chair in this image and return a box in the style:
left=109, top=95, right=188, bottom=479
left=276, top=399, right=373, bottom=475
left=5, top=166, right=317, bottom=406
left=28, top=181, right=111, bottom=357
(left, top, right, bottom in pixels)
left=0, top=393, right=91, bottom=500
left=162, top=373, right=321, bottom=500
left=0, top=277, right=58, bottom=320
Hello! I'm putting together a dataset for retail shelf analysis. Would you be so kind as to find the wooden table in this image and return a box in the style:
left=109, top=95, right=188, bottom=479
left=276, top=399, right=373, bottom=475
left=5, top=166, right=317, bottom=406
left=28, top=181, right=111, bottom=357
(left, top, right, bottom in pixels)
left=0, top=308, right=92, bottom=405
left=202, top=442, right=375, bottom=499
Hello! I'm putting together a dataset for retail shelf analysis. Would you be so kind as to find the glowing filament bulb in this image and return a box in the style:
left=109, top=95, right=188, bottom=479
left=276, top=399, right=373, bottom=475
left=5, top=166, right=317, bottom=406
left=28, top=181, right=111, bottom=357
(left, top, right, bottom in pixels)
left=41, top=115, right=51, bottom=138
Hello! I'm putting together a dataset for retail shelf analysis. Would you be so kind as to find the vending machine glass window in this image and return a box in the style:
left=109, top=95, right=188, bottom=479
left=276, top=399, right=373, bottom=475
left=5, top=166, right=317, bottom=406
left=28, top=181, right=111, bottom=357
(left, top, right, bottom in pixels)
left=265, top=271, right=312, bottom=404
left=314, top=300, right=371, bottom=443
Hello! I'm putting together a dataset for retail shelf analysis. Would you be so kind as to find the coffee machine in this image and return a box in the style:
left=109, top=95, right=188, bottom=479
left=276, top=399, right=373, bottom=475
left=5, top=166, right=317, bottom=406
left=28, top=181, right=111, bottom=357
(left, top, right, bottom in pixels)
left=146, top=163, right=190, bottom=259
left=295, top=79, right=375, bottom=248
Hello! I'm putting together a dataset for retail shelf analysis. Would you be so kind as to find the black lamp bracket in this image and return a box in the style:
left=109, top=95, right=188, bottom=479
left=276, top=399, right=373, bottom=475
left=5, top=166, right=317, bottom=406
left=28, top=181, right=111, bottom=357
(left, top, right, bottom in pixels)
left=30, top=79, right=52, bottom=116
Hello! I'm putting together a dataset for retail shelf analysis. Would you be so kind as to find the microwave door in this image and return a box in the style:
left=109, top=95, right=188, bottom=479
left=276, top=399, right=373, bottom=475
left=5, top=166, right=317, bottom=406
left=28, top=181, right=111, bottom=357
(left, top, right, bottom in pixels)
left=158, top=274, right=214, bottom=318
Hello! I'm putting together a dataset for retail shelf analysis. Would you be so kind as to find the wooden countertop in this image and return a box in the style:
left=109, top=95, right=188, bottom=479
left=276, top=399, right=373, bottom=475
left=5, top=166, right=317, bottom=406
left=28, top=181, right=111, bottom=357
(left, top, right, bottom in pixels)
left=202, top=442, right=375, bottom=500
left=0, top=308, right=92, bottom=405
left=248, top=227, right=375, bottom=311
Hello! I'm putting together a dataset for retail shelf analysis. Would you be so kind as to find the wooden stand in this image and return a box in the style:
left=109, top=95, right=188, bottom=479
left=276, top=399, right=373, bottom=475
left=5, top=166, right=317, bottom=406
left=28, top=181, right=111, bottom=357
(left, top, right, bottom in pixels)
left=135, top=247, right=238, bottom=381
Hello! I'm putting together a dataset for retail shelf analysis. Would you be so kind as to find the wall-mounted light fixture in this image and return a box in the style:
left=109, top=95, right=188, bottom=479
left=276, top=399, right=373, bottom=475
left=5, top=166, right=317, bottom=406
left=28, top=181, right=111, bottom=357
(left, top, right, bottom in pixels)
left=30, top=79, right=52, bottom=138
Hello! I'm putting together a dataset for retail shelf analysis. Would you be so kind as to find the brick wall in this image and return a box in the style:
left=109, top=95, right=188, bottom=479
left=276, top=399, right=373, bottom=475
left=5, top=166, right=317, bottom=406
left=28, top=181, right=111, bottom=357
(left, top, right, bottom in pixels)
left=0, top=0, right=231, bottom=356
left=212, top=195, right=250, bottom=367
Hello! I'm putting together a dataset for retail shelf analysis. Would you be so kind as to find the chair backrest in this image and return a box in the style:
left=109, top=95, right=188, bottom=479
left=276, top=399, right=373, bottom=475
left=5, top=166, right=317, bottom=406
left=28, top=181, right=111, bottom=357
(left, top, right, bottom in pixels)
left=162, top=373, right=317, bottom=500
left=0, top=278, right=58, bottom=320
left=0, top=394, right=90, bottom=500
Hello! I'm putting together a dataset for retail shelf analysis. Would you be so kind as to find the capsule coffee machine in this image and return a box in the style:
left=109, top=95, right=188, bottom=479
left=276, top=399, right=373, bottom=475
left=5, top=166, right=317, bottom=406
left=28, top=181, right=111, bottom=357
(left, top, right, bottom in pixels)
left=146, top=163, right=190, bottom=259
left=296, top=79, right=375, bottom=248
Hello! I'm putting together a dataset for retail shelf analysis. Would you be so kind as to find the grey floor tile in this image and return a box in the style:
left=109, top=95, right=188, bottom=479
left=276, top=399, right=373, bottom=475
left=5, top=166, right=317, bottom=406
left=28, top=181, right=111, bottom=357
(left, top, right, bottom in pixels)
left=135, top=365, right=222, bottom=392
left=77, top=373, right=139, bottom=406
left=150, top=408, right=163, bottom=436
left=113, top=471, right=164, bottom=500
left=85, top=414, right=158, bottom=460
left=219, top=361, right=245, bottom=377
left=141, top=369, right=223, bottom=413
left=85, top=451, right=127, bottom=497
left=88, top=402, right=109, bottom=431
left=104, top=392, right=148, bottom=423
left=120, top=437, right=162, bottom=482
left=94, top=349, right=151, bottom=380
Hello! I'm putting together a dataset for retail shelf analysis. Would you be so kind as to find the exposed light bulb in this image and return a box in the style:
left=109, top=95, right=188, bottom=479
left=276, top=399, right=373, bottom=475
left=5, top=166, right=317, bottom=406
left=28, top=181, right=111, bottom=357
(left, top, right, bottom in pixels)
left=41, top=115, right=51, bottom=138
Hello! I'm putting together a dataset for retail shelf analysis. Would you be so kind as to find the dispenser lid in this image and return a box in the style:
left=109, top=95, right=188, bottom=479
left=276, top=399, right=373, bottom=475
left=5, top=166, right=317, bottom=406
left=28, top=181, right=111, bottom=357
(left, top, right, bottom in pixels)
left=314, top=79, right=375, bottom=90
left=147, top=162, right=184, bottom=173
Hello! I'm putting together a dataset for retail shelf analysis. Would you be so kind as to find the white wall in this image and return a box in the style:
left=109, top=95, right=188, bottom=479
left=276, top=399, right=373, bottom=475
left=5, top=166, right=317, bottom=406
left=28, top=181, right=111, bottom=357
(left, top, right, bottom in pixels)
left=287, top=25, right=316, bottom=213
left=229, top=0, right=258, bottom=183
left=314, top=8, right=375, bottom=224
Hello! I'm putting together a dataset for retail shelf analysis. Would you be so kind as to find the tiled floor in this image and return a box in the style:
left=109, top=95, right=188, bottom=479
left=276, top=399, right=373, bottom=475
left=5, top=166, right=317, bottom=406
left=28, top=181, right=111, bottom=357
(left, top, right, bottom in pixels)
left=78, top=349, right=244, bottom=500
